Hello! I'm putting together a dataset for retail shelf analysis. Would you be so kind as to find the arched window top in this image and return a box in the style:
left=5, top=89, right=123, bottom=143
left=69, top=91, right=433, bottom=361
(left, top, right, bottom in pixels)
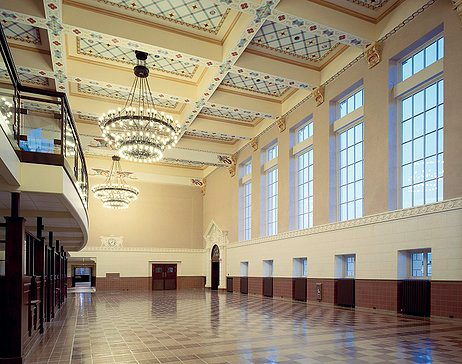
left=211, top=245, right=220, bottom=262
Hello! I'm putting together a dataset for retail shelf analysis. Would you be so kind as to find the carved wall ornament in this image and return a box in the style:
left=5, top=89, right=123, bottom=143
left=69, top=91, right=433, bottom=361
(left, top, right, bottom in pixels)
left=365, top=41, right=382, bottom=69
left=454, top=0, right=462, bottom=23
left=250, top=137, right=258, bottom=151
left=217, top=154, right=234, bottom=165
left=228, top=154, right=237, bottom=177
left=277, top=117, right=286, bottom=132
left=100, top=236, right=123, bottom=249
left=192, top=178, right=206, bottom=195
left=313, top=86, right=324, bottom=106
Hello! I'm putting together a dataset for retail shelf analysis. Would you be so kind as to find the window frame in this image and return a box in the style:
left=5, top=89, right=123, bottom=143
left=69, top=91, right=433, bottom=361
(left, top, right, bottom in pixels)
left=408, top=249, right=432, bottom=279
left=337, top=120, right=364, bottom=221
left=337, top=88, right=364, bottom=120
left=266, top=165, right=278, bottom=236
left=295, top=147, right=314, bottom=230
left=239, top=159, right=252, bottom=241
left=344, top=254, right=356, bottom=278
left=400, top=34, right=444, bottom=82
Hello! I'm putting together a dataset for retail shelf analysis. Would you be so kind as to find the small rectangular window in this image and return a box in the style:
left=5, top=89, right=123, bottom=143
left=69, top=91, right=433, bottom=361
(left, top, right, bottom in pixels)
left=346, top=256, right=355, bottom=278
left=411, top=251, right=432, bottom=278
left=338, top=89, right=363, bottom=119
left=401, top=37, right=444, bottom=81
left=267, top=144, right=278, bottom=161
left=297, top=122, right=313, bottom=143
left=242, top=160, right=252, bottom=176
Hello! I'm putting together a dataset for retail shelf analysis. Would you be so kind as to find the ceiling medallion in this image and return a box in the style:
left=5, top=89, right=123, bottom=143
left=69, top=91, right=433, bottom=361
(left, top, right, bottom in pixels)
left=99, top=51, right=181, bottom=163
left=92, top=155, right=139, bottom=209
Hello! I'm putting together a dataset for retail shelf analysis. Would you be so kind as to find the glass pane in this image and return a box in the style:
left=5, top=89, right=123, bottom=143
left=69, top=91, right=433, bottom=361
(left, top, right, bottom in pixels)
left=355, top=90, right=363, bottom=109
left=425, top=108, right=437, bottom=133
left=413, top=90, right=424, bottom=115
left=413, top=114, right=424, bottom=138
left=403, top=97, right=412, bottom=121
left=347, top=96, right=354, bottom=114
left=438, top=79, right=444, bottom=104
left=425, top=84, right=437, bottom=109
left=414, top=183, right=424, bottom=206
left=402, top=58, right=412, bottom=81
left=413, top=160, right=424, bottom=184
left=437, top=38, right=444, bottom=60
left=413, top=137, right=424, bottom=161
left=402, top=186, right=413, bottom=208
left=438, top=104, right=444, bottom=129
left=355, top=162, right=363, bottom=180
left=355, top=199, right=363, bottom=218
left=437, top=130, right=444, bottom=154
left=402, top=141, right=412, bottom=165
left=403, top=119, right=412, bottom=143
left=425, top=42, right=437, bottom=67
left=413, top=50, right=424, bottom=74
left=425, top=156, right=437, bottom=181
left=340, top=101, right=347, bottom=118
left=425, top=180, right=437, bottom=204
left=425, top=132, right=436, bottom=157
left=355, top=123, right=363, bottom=141
left=402, top=163, right=412, bottom=187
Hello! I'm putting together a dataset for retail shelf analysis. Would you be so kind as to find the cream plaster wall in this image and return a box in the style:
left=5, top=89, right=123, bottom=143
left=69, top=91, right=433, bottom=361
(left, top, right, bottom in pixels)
left=204, top=2, right=462, bottom=280
left=87, top=176, right=203, bottom=249
left=70, top=249, right=204, bottom=277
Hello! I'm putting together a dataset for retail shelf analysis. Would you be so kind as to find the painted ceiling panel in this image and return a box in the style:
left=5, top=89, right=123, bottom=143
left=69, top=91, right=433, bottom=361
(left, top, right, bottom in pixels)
left=184, top=130, right=235, bottom=143
left=200, top=106, right=257, bottom=122
left=94, top=0, right=229, bottom=34
left=2, top=21, right=41, bottom=44
left=0, top=70, right=49, bottom=86
left=77, top=38, right=198, bottom=78
left=221, top=72, right=289, bottom=97
left=251, top=20, right=337, bottom=61
left=346, top=0, right=389, bottom=9
left=77, top=84, right=178, bottom=109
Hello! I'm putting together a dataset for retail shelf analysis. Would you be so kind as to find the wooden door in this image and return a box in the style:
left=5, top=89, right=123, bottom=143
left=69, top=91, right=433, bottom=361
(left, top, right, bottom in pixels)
left=164, top=264, right=177, bottom=290
left=211, top=262, right=219, bottom=290
left=152, top=264, right=177, bottom=290
left=152, top=265, right=164, bottom=290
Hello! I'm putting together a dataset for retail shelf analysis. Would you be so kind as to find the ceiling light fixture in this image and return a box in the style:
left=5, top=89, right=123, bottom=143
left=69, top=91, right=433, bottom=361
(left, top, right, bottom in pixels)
left=92, top=155, right=139, bottom=209
left=99, top=51, right=181, bottom=163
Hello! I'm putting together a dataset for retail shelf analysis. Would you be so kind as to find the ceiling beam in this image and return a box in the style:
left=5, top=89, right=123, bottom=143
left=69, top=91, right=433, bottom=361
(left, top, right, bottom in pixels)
left=0, top=209, right=73, bottom=218
left=181, top=1, right=282, bottom=129
left=62, top=1, right=222, bottom=65
left=233, top=50, right=320, bottom=88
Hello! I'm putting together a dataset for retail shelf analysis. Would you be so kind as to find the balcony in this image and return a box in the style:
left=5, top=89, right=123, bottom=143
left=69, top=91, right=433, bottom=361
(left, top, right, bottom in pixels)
left=0, top=24, right=88, bottom=251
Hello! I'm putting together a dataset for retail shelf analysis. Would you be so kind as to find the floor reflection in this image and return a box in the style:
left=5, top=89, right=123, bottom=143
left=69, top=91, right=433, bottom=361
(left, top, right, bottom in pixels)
left=25, top=289, right=462, bottom=364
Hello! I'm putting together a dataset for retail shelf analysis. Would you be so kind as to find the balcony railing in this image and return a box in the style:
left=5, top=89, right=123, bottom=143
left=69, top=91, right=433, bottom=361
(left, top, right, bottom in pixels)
left=0, top=25, right=88, bottom=208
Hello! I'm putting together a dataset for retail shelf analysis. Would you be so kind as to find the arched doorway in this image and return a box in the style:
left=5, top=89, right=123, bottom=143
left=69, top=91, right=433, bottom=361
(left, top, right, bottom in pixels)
left=211, top=245, right=220, bottom=290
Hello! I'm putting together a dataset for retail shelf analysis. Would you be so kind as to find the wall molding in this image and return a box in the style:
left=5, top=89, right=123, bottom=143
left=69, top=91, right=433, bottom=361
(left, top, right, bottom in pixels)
left=229, top=197, right=462, bottom=249
left=79, top=246, right=206, bottom=253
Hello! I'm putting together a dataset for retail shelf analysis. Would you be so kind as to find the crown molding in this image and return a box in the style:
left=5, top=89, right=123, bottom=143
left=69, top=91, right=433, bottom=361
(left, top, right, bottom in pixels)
left=80, top=246, right=206, bottom=253
left=229, top=198, right=462, bottom=249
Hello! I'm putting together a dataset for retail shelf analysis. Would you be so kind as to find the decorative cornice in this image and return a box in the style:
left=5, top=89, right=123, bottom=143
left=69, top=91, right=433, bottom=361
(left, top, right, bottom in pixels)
left=228, top=198, right=462, bottom=249
left=364, top=41, right=382, bottom=69
left=80, top=246, right=206, bottom=253
left=277, top=117, right=286, bottom=132
left=453, top=0, right=462, bottom=23
left=313, top=86, right=325, bottom=106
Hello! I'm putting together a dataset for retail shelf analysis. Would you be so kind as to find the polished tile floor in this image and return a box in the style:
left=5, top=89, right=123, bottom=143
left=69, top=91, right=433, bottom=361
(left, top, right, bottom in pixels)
left=26, top=290, right=462, bottom=364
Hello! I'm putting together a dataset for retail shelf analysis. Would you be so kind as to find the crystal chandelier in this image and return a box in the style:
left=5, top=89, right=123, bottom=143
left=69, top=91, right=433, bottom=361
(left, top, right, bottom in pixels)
left=99, top=51, right=181, bottom=163
left=91, top=156, right=139, bottom=209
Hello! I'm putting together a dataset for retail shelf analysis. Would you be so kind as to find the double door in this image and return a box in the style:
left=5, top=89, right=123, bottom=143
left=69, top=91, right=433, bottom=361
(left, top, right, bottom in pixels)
left=152, top=264, right=177, bottom=290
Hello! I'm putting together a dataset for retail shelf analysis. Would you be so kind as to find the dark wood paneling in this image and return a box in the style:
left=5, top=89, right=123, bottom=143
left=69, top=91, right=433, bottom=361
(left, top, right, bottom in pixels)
left=263, top=277, right=273, bottom=297
left=335, top=279, right=355, bottom=308
left=240, top=277, right=248, bottom=294
left=293, top=278, right=307, bottom=301
left=399, top=280, right=431, bottom=317
left=226, top=277, right=233, bottom=292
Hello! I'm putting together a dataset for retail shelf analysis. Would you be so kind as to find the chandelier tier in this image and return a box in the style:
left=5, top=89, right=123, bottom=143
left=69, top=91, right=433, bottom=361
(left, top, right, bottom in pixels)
left=99, top=51, right=181, bottom=163
left=91, top=156, right=139, bottom=209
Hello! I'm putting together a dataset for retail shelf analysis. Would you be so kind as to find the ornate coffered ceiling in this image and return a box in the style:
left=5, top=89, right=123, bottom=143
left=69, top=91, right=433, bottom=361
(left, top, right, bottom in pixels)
left=0, top=0, right=429, bottom=177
